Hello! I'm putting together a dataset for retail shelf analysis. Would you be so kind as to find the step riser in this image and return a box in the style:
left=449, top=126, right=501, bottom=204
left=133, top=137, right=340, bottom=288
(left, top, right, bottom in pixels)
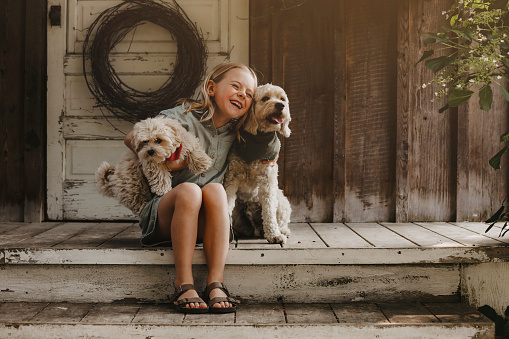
left=0, top=323, right=495, bottom=339
left=1, top=264, right=460, bottom=303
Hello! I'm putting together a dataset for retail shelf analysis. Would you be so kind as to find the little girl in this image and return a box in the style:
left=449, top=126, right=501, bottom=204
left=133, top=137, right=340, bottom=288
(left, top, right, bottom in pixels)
left=124, top=63, right=257, bottom=314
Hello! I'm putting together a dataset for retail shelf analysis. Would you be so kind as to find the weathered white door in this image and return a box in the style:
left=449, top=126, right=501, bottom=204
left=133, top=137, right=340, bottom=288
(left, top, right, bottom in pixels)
left=47, top=0, right=249, bottom=220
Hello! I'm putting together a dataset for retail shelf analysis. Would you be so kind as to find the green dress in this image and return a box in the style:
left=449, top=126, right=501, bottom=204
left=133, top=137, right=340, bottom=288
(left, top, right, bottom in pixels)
left=138, top=105, right=236, bottom=246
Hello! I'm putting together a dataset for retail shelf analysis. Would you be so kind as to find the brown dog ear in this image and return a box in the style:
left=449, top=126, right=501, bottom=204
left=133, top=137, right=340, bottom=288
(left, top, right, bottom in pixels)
left=243, top=105, right=259, bottom=135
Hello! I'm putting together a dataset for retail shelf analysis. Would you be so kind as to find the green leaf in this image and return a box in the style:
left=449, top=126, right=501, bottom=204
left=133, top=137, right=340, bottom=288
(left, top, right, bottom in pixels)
left=423, top=37, right=436, bottom=46
left=425, top=55, right=456, bottom=73
left=486, top=205, right=505, bottom=224
left=500, top=222, right=508, bottom=237
left=448, top=89, right=474, bottom=107
left=479, top=84, right=493, bottom=111
left=451, top=29, right=472, bottom=41
left=502, top=58, right=509, bottom=68
left=450, top=14, right=458, bottom=27
left=489, top=145, right=509, bottom=169
left=500, top=131, right=509, bottom=142
left=485, top=221, right=497, bottom=233
left=416, top=50, right=434, bottom=65
left=497, top=84, right=509, bottom=102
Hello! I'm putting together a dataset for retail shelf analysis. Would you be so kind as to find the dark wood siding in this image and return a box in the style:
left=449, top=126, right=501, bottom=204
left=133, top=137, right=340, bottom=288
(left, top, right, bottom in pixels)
left=251, top=0, right=509, bottom=222
left=1, top=0, right=507, bottom=222
left=0, top=0, right=46, bottom=222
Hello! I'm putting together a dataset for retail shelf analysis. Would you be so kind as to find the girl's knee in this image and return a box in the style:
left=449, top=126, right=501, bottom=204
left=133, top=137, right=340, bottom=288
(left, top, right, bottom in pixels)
left=202, top=183, right=227, bottom=205
left=175, top=182, right=202, bottom=207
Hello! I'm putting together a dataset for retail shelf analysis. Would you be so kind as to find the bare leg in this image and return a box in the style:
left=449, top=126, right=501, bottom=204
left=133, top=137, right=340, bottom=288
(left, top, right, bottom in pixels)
left=156, top=182, right=206, bottom=309
left=198, top=183, right=232, bottom=309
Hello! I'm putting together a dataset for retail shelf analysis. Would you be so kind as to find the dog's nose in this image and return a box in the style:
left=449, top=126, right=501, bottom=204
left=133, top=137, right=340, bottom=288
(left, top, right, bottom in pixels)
left=275, top=102, right=285, bottom=111
left=147, top=149, right=155, bottom=156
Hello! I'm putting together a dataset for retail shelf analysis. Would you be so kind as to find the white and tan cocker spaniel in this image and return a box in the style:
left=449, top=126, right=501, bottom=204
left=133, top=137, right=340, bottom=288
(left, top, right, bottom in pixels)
left=224, top=84, right=292, bottom=244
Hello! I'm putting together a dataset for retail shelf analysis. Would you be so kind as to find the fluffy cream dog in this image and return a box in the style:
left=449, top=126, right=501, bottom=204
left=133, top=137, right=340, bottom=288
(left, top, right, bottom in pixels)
left=96, top=116, right=211, bottom=215
left=224, top=84, right=292, bottom=244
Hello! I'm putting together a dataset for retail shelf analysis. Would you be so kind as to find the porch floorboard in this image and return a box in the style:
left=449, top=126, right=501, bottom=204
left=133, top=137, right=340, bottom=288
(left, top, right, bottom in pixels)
left=1, top=222, right=508, bottom=265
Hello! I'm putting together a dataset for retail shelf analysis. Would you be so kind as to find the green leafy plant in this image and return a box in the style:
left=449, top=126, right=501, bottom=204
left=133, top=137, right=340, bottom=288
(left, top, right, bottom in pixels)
left=418, top=0, right=509, bottom=232
left=478, top=305, right=509, bottom=338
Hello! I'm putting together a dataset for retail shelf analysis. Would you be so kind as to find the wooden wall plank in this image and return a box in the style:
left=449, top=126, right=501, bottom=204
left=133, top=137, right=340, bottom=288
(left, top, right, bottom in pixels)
left=457, top=93, right=509, bottom=221
left=343, top=0, right=398, bottom=222
left=0, top=0, right=26, bottom=221
left=249, top=0, right=272, bottom=83
left=396, top=0, right=410, bottom=222
left=333, top=0, right=347, bottom=223
left=23, top=0, right=46, bottom=222
left=406, top=0, right=457, bottom=221
left=270, top=0, right=335, bottom=222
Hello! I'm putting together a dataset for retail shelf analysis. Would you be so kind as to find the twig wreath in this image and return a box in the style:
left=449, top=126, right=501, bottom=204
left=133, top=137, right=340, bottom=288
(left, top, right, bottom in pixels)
left=82, top=0, right=207, bottom=123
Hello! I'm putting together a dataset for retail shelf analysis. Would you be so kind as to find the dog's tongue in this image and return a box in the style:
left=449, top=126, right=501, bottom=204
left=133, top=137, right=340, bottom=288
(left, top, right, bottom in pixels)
left=166, top=145, right=182, bottom=162
left=272, top=116, right=283, bottom=124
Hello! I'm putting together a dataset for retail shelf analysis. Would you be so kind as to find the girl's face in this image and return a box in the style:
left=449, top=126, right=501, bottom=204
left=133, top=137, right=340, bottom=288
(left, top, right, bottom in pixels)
left=208, top=68, right=256, bottom=126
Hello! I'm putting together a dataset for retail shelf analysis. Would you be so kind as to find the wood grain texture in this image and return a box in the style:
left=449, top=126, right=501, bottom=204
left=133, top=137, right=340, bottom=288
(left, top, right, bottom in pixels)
left=31, top=303, right=92, bottom=323
left=396, top=0, right=410, bottom=222
left=284, top=303, right=338, bottom=324
left=344, top=0, right=398, bottom=222
left=0, top=0, right=25, bottom=221
left=271, top=0, right=335, bottom=222
left=461, top=262, right=509, bottom=316
left=333, top=0, right=347, bottom=223
left=406, top=0, right=457, bottom=221
left=378, top=302, right=438, bottom=323
left=457, top=91, right=509, bottom=221
left=23, top=0, right=46, bottom=222
left=331, top=303, right=389, bottom=323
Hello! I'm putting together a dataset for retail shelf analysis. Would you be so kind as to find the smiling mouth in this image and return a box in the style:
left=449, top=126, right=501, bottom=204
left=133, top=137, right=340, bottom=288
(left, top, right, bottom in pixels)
left=230, top=100, right=242, bottom=109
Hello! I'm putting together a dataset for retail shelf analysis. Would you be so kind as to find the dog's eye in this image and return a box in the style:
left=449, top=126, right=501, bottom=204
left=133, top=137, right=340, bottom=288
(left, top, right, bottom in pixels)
left=261, top=96, right=270, bottom=102
left=155, top=138, right=162, bottom=144
left=281, top=97, right=286, bottom=101
left=143, top=140, right=149, bottom=144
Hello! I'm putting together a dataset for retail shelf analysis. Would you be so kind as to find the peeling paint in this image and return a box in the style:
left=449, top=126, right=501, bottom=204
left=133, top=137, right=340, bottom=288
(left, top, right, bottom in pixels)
left=313, top=277, right=358, bottom=287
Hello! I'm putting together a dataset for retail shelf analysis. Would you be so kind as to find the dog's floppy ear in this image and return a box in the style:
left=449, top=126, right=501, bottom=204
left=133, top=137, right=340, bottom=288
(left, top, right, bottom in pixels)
left=281, top=117, right=291, bottom=138
left=243, top=105, right=259, bottom=135
left=160, top=118, right=183, bottom=143
left=131, top=121, right=143, bottom=150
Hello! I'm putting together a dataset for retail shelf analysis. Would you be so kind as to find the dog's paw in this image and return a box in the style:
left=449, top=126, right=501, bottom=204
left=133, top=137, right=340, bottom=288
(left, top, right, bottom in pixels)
left=266, top=233, right=287, bottom=244
left=187, top=152, right=212, bottom=174
left=280, top=226, right=291, bottom=237
left=151, top=184, right=171, bottom=197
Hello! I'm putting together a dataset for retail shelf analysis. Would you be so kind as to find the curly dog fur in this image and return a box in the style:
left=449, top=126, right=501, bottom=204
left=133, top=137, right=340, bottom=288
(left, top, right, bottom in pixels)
left=96, top=116, right=211, bottom=215
left=224, top=84, right=292, bottom=244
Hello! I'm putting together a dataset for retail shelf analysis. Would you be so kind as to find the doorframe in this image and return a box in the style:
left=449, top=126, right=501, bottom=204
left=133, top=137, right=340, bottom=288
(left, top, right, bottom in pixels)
left=47, top=0, right=67, bottom=220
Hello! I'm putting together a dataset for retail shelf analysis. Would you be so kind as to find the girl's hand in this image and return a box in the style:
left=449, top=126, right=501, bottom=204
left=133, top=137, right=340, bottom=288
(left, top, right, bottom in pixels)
left=166, top=159, right=188, bottom=171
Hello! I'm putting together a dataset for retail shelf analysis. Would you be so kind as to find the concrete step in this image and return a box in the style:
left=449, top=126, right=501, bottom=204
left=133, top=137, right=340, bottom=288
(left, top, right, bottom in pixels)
left=0, top=301, right=495, bottom=339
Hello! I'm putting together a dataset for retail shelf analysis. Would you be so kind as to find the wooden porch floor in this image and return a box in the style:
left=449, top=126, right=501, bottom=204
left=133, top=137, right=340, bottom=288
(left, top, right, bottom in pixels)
left=1, top=221, right=508, bottom=265
left=0, top=301, right=494, bottom=338
left=0, top=301, right=490, bottom=325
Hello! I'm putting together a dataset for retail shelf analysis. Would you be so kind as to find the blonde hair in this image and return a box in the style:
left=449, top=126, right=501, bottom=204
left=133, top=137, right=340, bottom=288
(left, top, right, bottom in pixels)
left=182, top=63, right=258, bottom=130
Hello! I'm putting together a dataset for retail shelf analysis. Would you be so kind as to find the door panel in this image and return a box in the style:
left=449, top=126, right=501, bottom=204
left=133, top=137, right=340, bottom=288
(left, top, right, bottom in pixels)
left=47, top=0, right=249, bottom=220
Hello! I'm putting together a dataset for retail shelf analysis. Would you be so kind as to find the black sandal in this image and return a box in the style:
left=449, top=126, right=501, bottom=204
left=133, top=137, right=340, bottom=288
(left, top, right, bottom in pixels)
left=203, top=282, right=239, bottom=314
left=169, top=284, right=209, bottom=314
